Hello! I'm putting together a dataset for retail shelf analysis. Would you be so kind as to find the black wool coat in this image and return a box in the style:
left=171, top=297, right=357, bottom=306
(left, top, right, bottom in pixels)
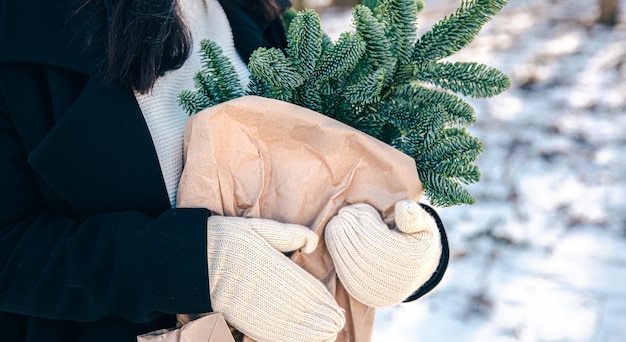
left=0, top=0, right=288, bottom=341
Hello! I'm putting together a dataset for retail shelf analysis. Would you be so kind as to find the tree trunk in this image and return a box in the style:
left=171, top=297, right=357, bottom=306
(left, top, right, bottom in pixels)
left=598, top=0, right=620, bottom=26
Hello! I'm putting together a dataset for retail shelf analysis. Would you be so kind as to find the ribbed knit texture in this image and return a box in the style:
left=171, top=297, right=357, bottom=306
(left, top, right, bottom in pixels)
left=325, top=201, right=442, bottom=307
left=206, top=216, right=346, bottom=342
left=135, top=0, right=250, bottom=207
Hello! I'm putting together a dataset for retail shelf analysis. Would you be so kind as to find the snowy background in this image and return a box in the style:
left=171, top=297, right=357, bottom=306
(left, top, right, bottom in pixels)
left=316, top=0, right=626, bottom=341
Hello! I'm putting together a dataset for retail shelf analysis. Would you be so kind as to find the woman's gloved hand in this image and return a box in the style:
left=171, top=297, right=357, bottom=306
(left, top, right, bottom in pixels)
left=206, top=216, right=345, bottom=342
left=325, top=201, right=442, bottom=307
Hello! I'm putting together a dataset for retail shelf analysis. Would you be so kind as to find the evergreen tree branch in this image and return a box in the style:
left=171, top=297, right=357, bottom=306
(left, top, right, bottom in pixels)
left=381, top=0, right=419, bottom=66
left=395, top=85, right=476, bottom=126
left=286, top=9, right=323, bottom=80
left=415, top=61, right=511, bottom=98
left=314, top=32, right=366, bottom=84
left=177, top=90, right=214, bottom=115
left=343, top=67, right=387, bottom=105
left=193, top=71, right=221, bottom=104
left=392, top=105, right=446, bottom=156
left=248, top=47, right=303, bottom=91
left=421, top=170, right=477, bottom=206
left=353, top=5, right=392, bottom=72
left=294, top=83, right=322, bottom=113
left=351, top=112, right=387, bottom=138
left=433, top=160, right=481, bottom=185
left=412, top=0, right=508, bottom=64
left=198, top=39, right=244, bottom=101
left=419, top=129, right=483, bottom=167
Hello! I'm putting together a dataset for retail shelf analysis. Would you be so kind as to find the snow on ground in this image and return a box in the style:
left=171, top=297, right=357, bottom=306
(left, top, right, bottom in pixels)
left=317, top=0, right=626, bottom=341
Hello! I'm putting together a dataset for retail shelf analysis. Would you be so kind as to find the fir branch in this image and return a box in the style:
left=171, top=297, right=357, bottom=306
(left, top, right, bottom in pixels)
left=177, top=90, right=214, bottom=115
left=248, top=47, right=303, bottom=91
left=418, top=130, right=483, bottom=168
left=283, top=8, right=298, bottom=30
left=315, top=32, right=366, bottom=84
left=321, top=32, right=334, bottom=54
left=412, top=0, right=508, bottom=64
left=432, top=159, right=481, bottom=185
left=294, top=83, right=322, bottom=113
left=379, top=122, right=402, bottom=144
left=392, top=105, right=446, bottom=155
left=193, top=71, right=221, bottom=105
left=351, top=112, right=387, bottom=138
left=286, top=9, right=323, bottom=80
left=381, top=0, right=419, bottom=66
left=246, top=75, right=270, bottom=97
left=353, top=5, right=392, bottom=71
left=415, top=61, right=511, bottom=98
left=198, top=39, right=244, bottom=101
left=421, top=170, right=477, bottom=206
left=343, top=67, right=387, bottom=105
left=365, top=0, right=423, bottom=18
left=377, top=98, right=420, bottom=130
left=320, top=96, right=353, bottom=123
left=395, top=85, right=476, bottom=126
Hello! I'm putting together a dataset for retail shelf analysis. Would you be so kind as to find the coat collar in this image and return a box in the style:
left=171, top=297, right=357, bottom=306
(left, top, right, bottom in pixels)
left=0, top=0, right=100, bottom=74
left=27, top=76, right=172, bottom=217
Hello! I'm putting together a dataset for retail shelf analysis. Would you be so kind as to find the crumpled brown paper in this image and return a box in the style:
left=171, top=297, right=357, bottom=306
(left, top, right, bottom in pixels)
left=137, top=312, right=235, bottom=342
left=177, top=96, right=423, bottom=342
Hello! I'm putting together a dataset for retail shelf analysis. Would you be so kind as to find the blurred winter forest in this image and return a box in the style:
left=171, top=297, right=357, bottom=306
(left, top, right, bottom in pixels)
left=304, top=0, right=626, bottom=340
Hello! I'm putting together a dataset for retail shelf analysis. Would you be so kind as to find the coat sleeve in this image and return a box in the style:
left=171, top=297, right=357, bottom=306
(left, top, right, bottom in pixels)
left=403, top=204, right=450, bottom=303
left=0, top=73, right=213, bottom=324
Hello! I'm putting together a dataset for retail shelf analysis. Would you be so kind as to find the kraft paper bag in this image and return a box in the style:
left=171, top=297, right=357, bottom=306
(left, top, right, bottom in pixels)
left=177, top=96, right=424, bottom=342
left=137, top=312, right=235, bottom=342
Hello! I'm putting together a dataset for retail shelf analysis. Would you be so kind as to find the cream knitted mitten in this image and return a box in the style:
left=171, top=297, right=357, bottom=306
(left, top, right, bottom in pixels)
left=325, top=201, right=442, bottom=307
left=206, top=216, right=345, bottom=342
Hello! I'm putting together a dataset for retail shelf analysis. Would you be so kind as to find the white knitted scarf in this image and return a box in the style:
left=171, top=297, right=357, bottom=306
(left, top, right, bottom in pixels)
left=134, top=0, right=250, bottom=207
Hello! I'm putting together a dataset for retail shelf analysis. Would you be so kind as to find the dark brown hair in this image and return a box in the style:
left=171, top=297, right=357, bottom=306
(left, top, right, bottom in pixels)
left=77, top=0, right=192, bottom=93
left=77, top=0, right=284, bottom=94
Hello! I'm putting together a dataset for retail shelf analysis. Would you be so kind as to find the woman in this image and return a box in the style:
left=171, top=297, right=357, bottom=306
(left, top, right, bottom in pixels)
left=0, top=0, right=448, bottom=341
